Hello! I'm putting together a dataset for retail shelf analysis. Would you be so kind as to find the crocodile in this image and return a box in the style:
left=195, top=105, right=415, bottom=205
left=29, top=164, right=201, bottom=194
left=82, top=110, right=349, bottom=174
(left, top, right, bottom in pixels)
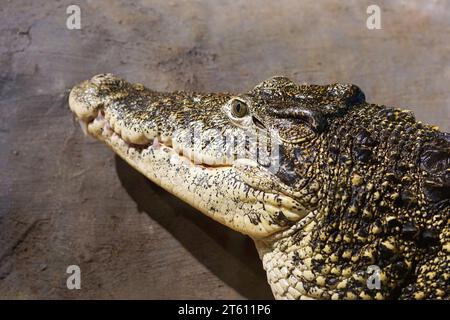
left=69, top=73, right=449, bottom=300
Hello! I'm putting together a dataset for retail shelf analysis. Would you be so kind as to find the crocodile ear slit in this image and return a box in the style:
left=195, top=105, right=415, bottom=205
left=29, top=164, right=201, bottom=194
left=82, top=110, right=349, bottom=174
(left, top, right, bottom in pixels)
left=252, top=116, right=266, bottom=129
left=270, top=107, right=328, bottom=133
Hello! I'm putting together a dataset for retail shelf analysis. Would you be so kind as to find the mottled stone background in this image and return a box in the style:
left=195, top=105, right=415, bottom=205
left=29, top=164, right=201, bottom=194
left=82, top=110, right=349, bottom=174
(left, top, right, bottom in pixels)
left=0, top=0, right=449, bottom=299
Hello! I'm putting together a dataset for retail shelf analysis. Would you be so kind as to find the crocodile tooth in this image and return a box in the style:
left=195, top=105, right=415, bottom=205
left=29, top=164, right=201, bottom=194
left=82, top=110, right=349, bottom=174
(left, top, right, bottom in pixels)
left=152, top=137, right=160, bottom=150
left=78, top=120, right=88, bottom=136
left=121, top=126, right=150, bottom=145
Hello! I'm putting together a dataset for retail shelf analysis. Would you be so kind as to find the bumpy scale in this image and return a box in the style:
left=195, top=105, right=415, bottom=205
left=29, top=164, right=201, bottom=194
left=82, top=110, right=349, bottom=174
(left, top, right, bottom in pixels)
left=69, top=74, right=449, bottom=300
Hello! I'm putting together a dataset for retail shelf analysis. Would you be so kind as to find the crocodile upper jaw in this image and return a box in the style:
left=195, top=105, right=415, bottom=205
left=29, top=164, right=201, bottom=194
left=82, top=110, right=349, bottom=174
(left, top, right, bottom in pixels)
left=69, top=74, right=308, bottom=239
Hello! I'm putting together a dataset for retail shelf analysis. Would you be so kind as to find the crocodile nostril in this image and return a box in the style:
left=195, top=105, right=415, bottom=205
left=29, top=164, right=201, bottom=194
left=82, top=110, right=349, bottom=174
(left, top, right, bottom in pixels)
left=91, top=73, right=116, bottom=85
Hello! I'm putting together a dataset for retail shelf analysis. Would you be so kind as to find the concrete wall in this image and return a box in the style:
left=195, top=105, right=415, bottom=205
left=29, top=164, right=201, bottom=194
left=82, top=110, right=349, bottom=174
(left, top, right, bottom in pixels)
left=0, top=0, right=448, bottom=298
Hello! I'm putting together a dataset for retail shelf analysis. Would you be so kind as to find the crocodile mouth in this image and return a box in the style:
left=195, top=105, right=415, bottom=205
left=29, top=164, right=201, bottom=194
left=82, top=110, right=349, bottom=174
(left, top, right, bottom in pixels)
left=78, top=109, right=233, bottom=171
left=69, top=78, right=309, bottom=239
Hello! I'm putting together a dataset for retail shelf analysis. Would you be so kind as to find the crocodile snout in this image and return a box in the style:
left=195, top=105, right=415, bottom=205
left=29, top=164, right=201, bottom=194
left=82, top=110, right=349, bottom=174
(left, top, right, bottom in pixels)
left=68, top=74, right=112, bottom=122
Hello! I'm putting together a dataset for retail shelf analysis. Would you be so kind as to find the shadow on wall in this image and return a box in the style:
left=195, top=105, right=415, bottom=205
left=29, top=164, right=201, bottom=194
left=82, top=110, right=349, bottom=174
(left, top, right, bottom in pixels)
left=114, top=155, right=273, bottom=299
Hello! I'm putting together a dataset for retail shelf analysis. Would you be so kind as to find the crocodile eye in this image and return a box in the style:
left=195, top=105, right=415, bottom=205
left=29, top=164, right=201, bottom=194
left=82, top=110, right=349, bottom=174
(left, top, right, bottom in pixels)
left=230, top=99, right=249, bottom=118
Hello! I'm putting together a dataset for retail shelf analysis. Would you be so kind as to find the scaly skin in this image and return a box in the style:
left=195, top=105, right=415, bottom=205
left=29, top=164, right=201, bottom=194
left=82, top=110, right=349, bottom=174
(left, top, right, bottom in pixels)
left=69, top=74, right=449, bottom=300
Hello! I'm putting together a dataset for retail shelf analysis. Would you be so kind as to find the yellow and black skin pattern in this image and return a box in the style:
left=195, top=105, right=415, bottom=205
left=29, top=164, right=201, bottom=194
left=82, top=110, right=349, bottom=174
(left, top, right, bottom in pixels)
left=69, top=74, right=449, bottom=300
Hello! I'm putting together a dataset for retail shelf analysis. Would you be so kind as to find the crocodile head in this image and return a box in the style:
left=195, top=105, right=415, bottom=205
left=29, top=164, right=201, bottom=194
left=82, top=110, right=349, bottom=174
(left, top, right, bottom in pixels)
left=69, top=74, right=449, bottom=300
left=69, top=74, right=353, bottom=238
